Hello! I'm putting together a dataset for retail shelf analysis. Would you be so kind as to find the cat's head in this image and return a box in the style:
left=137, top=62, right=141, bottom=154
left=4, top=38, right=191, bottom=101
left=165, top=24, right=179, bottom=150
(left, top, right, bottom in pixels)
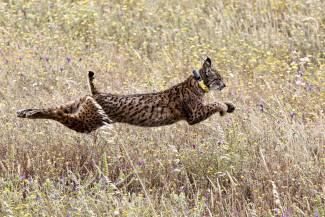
left=199, top=57, right=226, bottom=91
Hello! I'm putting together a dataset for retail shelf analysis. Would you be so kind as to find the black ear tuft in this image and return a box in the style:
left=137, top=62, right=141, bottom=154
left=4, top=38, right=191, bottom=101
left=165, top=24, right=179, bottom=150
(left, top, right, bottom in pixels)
left=206, top=57, right=211, bottom=65
left=203, top=57, right=212, bottom=67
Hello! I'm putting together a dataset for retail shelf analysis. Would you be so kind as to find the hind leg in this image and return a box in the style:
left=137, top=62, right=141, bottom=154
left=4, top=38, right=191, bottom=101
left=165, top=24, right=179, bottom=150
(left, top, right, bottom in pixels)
left=17, top=96, right=112, bottom=133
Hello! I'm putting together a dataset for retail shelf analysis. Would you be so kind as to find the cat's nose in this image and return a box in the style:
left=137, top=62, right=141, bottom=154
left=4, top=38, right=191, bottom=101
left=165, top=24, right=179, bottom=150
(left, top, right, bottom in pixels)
left=218, top=83, right=226, bottom=90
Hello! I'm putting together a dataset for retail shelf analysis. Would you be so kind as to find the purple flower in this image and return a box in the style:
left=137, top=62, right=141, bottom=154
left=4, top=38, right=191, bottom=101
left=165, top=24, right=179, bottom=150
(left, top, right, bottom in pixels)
left=114, top=178, right=122, bottom=186
left=314, top=210, right=319, bottom=217
left=290, top=112, right=296, bottom=120
left=306, top=84, right=314, bottom=92
left=204, top=192, right=210, bottom=199
left=66, top=57, right=71, bottom=63
left=192, top=144, right=196, bottom=149
left=180, top=186, right=187, bottom=192
left=137, top=160, right=145, bottom=167
left=36, top=195, right=41, bottom=201
left=20, top=175, right=26, bottom=180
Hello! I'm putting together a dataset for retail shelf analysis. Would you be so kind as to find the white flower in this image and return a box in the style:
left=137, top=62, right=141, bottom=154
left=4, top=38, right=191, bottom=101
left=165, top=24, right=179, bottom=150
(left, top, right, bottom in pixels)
left=295, top=79, right=305, bottom=86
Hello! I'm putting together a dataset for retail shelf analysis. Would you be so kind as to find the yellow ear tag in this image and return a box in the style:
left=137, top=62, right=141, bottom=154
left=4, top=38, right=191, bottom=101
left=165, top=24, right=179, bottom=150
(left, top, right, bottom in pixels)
left=198, top=80, right=209, bottom=93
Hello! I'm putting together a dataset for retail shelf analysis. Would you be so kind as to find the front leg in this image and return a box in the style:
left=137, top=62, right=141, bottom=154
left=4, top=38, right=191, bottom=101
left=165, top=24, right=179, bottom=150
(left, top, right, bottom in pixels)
left=185, top=102, right=235, bottom=125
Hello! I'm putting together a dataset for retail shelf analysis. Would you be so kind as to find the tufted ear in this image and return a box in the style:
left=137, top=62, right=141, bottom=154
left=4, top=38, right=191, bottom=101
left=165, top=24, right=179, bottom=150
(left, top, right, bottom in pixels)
left=203, top=57, right=212, bottom=68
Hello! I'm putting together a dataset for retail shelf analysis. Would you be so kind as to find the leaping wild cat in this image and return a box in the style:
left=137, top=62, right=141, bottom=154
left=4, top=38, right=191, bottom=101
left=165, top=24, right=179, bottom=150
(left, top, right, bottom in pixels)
left=17, top=57, right=235, bottom=133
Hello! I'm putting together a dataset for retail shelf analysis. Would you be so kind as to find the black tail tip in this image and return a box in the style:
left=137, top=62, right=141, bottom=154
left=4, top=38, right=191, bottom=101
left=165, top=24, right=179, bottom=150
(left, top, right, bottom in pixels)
left=88, top=71, right=94, bottom=79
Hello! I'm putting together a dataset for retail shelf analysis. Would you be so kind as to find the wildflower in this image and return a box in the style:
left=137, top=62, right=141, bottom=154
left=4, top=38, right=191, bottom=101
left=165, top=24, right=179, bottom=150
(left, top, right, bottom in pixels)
left=295, top=79, right=305, bottom=86
left=173, top=168, right=181, bottom=173
left=281, top=209, right=290, bottom=217
left=306, top=84, right=313, bottom=92
left=299, top=56, right=310, bottom=63
left=137, top=159, right=145, bottom=167
left=66, top=57, right=71, bottom=63
left=290, top=111, right=296, bottom=120
left=192, top=144, right=196, bottom=149
left=35, top=195, right=41, bottom=201
left=180, top=186, right=187, bottom=192
left=66, top=208, right=73, bottom=217
left=314, top=210, right=319, bottom=217
left=169, top=145, right=178, bottom=153
left=114, top=178, right=122, bottom=186
left=282, top=208, right=290, bottom=217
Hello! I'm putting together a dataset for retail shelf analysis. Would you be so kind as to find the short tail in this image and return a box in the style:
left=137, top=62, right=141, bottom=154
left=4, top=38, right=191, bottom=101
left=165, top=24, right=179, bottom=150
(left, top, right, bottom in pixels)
left=88, top=71, right=100, bottom=95
left=17, top=96, right=112, bottom=133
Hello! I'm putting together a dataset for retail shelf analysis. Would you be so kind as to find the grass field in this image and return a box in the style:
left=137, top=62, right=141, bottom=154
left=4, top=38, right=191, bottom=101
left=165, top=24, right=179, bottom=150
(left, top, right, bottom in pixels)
left=0, top=0, right=324, bottom=216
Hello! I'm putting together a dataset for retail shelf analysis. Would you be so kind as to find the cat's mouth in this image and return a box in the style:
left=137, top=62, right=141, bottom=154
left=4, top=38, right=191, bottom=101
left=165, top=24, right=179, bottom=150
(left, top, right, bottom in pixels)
left=215, top=83, right=226, bottom=91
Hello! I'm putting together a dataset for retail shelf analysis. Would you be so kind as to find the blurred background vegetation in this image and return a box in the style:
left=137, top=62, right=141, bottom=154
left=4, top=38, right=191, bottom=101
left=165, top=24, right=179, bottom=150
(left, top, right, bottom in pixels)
left=0, top=0, right=324, bottom=216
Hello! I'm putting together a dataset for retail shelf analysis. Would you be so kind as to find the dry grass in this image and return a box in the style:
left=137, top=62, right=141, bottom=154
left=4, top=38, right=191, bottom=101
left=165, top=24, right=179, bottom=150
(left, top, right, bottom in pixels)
left=0, top=0, right=324, bottom=216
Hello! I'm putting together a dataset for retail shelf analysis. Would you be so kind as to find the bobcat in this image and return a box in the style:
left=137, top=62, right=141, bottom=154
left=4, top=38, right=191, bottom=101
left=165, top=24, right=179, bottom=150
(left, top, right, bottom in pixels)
left=17, top=57, right=235, bottom=133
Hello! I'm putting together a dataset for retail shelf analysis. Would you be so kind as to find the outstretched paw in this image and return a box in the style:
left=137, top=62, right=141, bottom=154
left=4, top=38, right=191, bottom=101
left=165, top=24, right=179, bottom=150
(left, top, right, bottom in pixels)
left=225, top=103, right=235, bottom=113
